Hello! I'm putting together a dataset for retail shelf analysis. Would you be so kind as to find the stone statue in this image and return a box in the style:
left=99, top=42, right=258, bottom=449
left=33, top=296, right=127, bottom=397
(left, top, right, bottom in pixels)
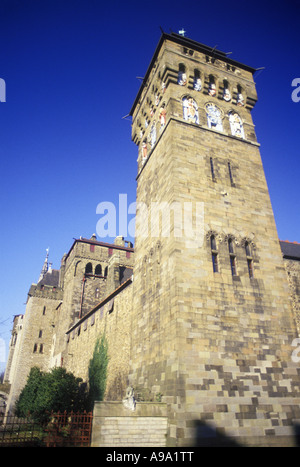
left=122, top=386, right=136, bottom=411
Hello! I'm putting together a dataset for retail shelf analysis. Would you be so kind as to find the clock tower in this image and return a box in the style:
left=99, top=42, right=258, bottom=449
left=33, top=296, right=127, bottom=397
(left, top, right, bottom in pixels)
left=129, top=32, right=300, bottom=446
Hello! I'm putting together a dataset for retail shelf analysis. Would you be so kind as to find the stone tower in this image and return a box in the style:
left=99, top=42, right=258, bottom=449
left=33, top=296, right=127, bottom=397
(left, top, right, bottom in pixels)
left=129, top=32, right=300, bottom=446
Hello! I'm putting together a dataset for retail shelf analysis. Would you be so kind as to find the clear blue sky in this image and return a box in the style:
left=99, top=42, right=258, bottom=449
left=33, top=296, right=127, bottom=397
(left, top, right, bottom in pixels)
left=0, top=0, right=299, bottom=372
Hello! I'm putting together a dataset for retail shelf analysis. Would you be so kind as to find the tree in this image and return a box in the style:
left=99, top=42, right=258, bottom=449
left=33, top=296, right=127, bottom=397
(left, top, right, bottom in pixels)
left=15, top=367, right=88, bottom=422
left=88, top=335, right=108, bottom=408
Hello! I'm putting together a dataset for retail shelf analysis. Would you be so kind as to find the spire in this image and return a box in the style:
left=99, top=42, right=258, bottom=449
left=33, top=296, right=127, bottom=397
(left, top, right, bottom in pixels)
left=38, top=248, right=49, bottom=283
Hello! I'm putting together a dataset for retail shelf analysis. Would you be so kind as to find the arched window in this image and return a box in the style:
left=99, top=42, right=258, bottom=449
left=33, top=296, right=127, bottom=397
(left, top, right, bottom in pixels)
left=95, top=264, right=102, bottom=276
left=222, top=80, right=231, bottom=102
left=208, top=75, right=216, bottom=96
left=228, top=111, right=245, bottom=138
left=104, top=266, right=108, bottom=277
left=210, top=235, right=219, bottom=273
left=237, top=85, right=245, bottom=106
left=182, top=97, right=199, bottom=124
left=193, top=69, right=202, bottom=91
left=85, top=263, right=93, bottom=275
left=95, top=288, right=100, bottom=299
left=178, top=64, right=187, bottom=86
left=205, top=103, right=223, bottom=131
left=228, top=239, right=237, bottom=276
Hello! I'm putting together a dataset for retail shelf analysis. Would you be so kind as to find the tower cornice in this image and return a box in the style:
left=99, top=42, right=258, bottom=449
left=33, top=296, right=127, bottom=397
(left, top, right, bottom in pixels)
left=130, top=32, right=257, bottom=118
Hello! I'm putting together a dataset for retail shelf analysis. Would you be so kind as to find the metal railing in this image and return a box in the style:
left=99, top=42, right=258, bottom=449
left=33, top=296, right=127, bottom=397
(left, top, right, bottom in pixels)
left=0, top=411, right=93, bottom=447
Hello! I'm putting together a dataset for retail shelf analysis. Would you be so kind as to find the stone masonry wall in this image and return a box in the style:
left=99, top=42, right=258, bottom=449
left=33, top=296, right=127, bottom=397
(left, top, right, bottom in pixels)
left=284, top=257, right=300, bottom=335
left=65, top=280, right=133, bottom=401
left=91, top=402, right=168, bottom=447
left=5, top=290, right=62, bottom=414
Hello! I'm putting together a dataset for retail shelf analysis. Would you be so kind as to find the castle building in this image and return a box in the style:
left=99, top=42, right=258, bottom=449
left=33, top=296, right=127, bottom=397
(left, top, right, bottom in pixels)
left=5, top=32, right=300, bottom=446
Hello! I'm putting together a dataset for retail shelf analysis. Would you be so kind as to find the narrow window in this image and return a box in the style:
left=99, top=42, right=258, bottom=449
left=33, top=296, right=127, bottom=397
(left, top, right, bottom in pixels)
left=228, top=239, right=237, bottom=276
left=39, top=344, right=43, bottom=354
left=85, top=262, right=93, bottom=275
left=208, top=75, right=216, bottom=96
left=211, top=235, right=219, bottom=273
left=39, top=330, right=43, bottom=338
left=210, top=157, right=216, bottom=181
left=228, top=238, right=234, bottom=254
left=193, top=69, right=202, bottom=91
left=228, top=162, right=234, bottom=185
left=90, top=244, right=95, bottom=252
left=230, top=255, right=237, bottom=276
left=33, top=343, right=37, bottom=353
left=237, top=84, right=245, bottom=106
left=178, top=63, right=187, bottom=86
left=104, top=266, right=108, bottom=277
left=245, top=241, right=251, bottom=257
left=247, top=259, right=254, bottom=278
left=108, top=248, right=113, bottom=256
left=245, top=242, right=254, bottom=278
left=42, top=306, right=46, bottom=315
left=95, top=264, right=102, bottom=276
left=222, top=79, right=231, bottom=102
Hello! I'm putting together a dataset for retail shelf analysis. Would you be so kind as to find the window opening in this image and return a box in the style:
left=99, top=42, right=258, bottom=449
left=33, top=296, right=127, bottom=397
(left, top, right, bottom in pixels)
left=228, top=239, right=237, bottom=276
left=210, top=157, right=216, bottom=181
left=228, top=162, right=234, bottom=185
left=210, top=235, right=219, bottom=273
left=245, top=242, right=254, bottom=278
left=85, top=263, right=93, bottom=275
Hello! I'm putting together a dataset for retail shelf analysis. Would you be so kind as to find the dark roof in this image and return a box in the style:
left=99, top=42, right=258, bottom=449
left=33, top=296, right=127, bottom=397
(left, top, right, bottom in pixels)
left=39, top=269, right=60, bottom=287
left=130, top=32, right=257, bottom=117
left=280, top=241, right=300, bottom=260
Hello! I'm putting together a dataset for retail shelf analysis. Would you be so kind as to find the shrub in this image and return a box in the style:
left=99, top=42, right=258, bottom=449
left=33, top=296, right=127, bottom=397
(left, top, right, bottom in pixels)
left=88, top=335, right=108, bottom=408
left=15, top=367, right=88, bottom=423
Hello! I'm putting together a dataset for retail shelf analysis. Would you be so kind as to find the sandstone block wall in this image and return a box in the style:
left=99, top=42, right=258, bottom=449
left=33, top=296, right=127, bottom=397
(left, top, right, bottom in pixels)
left=91, top=402, right=168, bottom=447
left=65, top=279, right=133, bottom=401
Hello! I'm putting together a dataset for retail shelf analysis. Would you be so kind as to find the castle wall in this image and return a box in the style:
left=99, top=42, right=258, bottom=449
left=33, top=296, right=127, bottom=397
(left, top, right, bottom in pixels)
left=50, top=237, right=134, bottom=372
left=283, top=257, right=300, bottom=334
left=5, top=290, right=62, bottom=414
left=4, top=315, right=24, bottom=385
left=65, top=279, right=133, bottom=401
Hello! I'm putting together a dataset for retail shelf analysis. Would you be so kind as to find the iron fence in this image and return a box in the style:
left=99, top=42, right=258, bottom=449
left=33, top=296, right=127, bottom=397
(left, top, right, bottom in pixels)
left=0, top=411, right=93, bottom=447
